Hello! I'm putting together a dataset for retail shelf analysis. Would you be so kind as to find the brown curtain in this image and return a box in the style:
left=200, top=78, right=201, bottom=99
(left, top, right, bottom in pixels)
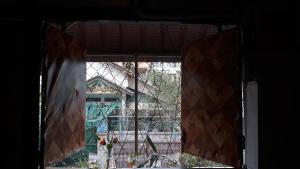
left=44, top=25, right=86, bottom=166
left=181, top=28, right=241, bottom=168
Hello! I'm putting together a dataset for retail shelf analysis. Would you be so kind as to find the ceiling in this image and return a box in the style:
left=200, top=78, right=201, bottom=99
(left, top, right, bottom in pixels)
left=66, top=21, right=218, bottom=60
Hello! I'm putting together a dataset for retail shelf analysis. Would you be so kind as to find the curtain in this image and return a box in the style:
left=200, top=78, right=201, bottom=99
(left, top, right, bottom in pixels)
left=181, top=28, right=241, bottom=168
left=43, top=25, right=86, bottom=166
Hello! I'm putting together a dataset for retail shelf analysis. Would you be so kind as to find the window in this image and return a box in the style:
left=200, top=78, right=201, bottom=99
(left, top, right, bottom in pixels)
left=85, top=61, right=182, bottom=168
left=83, top=61, right=229, bottom=168
left=41, top=22, right=240, bottom=169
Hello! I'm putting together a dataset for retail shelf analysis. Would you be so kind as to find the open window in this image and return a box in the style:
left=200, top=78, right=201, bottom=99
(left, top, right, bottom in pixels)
left=40, top=21, right=243, bottom=169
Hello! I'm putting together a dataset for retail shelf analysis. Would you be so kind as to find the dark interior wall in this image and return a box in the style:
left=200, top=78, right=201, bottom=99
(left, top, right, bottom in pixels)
left=0, top=20, right=23, bottom=169
left=0, top=0, right=21, bottom=5
left=243, top=4, right=295, bottom=169
left=0, top=20, right=40, bottom=169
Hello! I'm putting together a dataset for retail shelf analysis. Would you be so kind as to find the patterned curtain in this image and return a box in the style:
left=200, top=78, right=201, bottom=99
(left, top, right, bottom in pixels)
left=181, top=28, right=241, bottom=168
left=44, top=25, right=86, bottom=166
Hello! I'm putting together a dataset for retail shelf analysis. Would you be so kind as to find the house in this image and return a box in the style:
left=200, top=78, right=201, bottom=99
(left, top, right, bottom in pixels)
left=84, top=62, right=181, bottom=167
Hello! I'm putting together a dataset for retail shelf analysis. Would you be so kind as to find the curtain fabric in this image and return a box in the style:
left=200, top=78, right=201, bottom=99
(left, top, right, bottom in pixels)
left=181, top=28, right=241, bottom=168
left=44, top=25, right=86, bottom=166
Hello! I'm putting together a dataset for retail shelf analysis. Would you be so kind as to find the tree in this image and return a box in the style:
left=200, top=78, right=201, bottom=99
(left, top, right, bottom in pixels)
left=147, top=65, right=181, bottom=109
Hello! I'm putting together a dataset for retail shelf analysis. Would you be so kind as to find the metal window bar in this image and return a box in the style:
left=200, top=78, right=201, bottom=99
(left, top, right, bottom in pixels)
left=134, top=56, right=139, bottom=155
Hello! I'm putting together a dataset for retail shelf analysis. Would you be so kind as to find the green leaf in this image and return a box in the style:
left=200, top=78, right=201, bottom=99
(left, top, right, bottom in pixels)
left=107, top=143, right=113, bottom=149
left=146, top=135, right=157, bottom=153
left=149, top=154, right=158, bottom=167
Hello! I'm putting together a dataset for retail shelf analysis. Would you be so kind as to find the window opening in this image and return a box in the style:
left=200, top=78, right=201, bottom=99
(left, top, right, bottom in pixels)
left=40, top=21, right=239, bottom=169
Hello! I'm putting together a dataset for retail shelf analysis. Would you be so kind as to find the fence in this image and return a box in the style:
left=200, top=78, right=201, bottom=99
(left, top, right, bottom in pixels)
left=94, top=116, right=181, bottom=168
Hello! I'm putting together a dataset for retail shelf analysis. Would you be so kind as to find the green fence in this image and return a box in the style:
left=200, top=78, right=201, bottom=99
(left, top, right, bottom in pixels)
left=85, top=100, right=121, bottom=153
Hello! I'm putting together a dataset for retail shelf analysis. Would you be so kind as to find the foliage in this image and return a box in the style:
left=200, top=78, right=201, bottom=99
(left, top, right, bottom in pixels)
left=88, top=161, right=98, bottom=169
left=179, top=153, right=229, bottom=168
left=179, top=153, right=200, bottom=168
left=122, top=62, right=181, bottom=108
left=147, top=68, right=181, bottom=107
left=52, top=149, right=89, bottom=167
